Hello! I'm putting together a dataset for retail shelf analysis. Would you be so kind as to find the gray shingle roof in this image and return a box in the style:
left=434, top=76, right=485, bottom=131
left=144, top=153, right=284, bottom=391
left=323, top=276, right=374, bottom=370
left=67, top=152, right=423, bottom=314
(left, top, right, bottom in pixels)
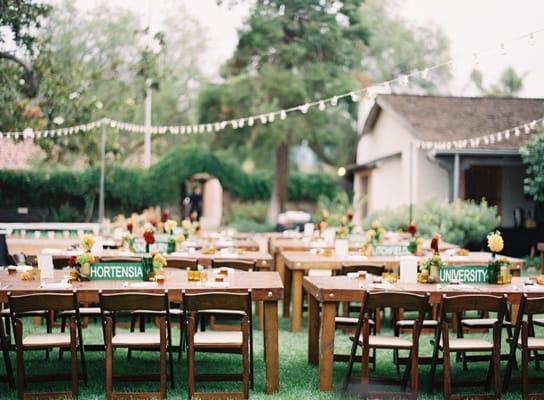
left=375, top=94, right=544, bottom=150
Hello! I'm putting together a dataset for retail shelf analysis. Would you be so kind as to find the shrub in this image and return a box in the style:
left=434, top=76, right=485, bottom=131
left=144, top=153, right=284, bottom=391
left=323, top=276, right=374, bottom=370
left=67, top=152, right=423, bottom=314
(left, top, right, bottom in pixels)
left=363, top=199, right=500, bottom=248
left=521, top=132, right=544, bottom=202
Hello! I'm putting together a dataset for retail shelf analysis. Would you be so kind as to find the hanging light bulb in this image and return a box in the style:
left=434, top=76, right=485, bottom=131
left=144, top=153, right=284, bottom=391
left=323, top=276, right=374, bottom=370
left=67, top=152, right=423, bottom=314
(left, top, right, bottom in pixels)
left=318, top=101, right=326, bottom=111
left=350, top=92, right=359, bottom=102
left=280, top=110, right=287, bottom=120
left=514, top=127, right=521, bottom=136
left=268, top=113, right=275, bottom=123
left=330, top=96, right=338, bottom=106
left=260, top=115, right=268, bottom=124
left=232, top=120, right=239, bottom=129
left=238, top=119, right=245, bottom=128
left=504, top=130, right=510, bottom=139
left=448, top=62, right=456, bottom=73
left=421, top=68, right=429, bottom=79
left=500, top=43, right=507, bottom=55
left=401, top=75, right=409, bottom=86
left=187, top=126, right=192, bottom=134
left=248, top=117, right=254, bottom=127
left=473, top=52, right=479, bottom=65
left=299, top=104, right=310, bottom=114
left=383, top=81, right=391, bottom=92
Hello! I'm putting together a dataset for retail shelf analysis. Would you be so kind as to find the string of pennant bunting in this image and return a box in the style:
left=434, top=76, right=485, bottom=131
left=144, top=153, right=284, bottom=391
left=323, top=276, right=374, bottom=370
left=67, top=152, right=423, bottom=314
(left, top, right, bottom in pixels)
left=1, top=28, right=543, bottom=147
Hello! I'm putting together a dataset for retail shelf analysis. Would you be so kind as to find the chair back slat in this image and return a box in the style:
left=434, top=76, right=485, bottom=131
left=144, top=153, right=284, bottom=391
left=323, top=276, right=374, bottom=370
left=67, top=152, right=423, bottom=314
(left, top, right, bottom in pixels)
left=168, top=258, right=198, bottom=270
left=521, top=295, right=544, bottom=315
left=99, top=291, right=168, bottom=312
left=8, top=292, right=77, bottom=314
left=52, top=256, right=71, bottom=269
left=441, top=294, right=506, bottom=314
left=363, top=291, right=428, bottom=312
left=212, top=260, right=255, bottom=271
left=183, top=291, right=251, bottom=313
left=340, top=264, right=385, bottom=276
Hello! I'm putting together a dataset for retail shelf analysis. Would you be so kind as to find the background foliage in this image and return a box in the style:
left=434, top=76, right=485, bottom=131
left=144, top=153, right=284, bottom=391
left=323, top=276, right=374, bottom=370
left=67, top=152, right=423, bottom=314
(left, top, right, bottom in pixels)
left=363, top=199, right=500, bottom=248
left=521, top=132, right=544, bottom=202
left=0, top=146, right=340, bottom=222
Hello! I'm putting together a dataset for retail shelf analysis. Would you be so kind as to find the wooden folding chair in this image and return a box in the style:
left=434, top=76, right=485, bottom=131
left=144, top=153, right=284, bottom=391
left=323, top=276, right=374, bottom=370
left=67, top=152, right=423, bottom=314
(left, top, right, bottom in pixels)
left=503, top=294, right=544, bottom=398
left=8, top=290, right=86, bottom=399
left=429, top=294, right=506, bottom=399
left=183, top=291, right=251, bottom=400
left=0, top=309, right=15, bottom=389
left=343, top=290, right=429, bottom=399
left=99, top=290, right=171, bottom=399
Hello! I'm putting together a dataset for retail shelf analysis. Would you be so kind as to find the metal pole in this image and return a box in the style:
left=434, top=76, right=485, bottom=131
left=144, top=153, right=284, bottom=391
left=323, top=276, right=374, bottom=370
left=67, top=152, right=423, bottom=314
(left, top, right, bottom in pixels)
left=453, top=153, right=460, bottom=201
left=98, top=122, right=106, bottom=223
left=409, top=141, right=413, bottom=224
left=144, top=79, right=152, bottom=167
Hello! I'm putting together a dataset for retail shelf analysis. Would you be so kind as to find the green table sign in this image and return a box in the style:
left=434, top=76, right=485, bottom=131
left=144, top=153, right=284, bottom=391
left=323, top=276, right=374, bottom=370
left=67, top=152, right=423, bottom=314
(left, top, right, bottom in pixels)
left=373, top=244, right=410, bottom=257
left=439, top=265, right=488, bottom=284
left=90, top=262, right=144, bottom=280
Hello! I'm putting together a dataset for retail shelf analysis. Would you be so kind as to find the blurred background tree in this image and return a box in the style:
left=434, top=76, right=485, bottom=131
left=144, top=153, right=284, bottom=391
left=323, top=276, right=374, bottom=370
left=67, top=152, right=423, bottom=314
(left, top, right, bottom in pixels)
left=470, top=66, right=526, bottom=97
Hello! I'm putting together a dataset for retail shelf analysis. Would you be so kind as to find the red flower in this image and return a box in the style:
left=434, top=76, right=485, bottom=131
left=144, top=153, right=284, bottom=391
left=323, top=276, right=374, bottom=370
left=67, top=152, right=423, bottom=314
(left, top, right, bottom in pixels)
left=346, top=210, right=353, bottom=220
left=143, top=230, right=155, bottom=245
left=407, top=223, right=417, bottom=236
left=430, top=234, right=440, bottom=254
left=161, top=211, right=169, bottom=223
left=149, top=218, right=158, bottom=226
left=127, top=222, right=133, bottom=233
left=69, top=256, right=77, bottom=267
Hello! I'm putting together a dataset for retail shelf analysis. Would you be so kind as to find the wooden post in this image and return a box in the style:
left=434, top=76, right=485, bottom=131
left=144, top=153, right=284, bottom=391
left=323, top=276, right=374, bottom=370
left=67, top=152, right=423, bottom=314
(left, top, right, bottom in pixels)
left=319, top=302, right=336, bottom=391
left=291, top=270, right=304, bottom=332
left=263, top=301, right=279, bottom=394
left=308, top=293, right=320, bottom=365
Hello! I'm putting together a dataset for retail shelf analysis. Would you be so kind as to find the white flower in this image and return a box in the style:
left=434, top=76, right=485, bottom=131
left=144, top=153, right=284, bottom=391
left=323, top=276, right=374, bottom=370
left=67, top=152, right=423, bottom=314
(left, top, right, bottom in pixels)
left=69, top=92, right=80, bottom=100
left=96, top=101, right=104, bottom=110
left=53, top=116, right=65, bottom=125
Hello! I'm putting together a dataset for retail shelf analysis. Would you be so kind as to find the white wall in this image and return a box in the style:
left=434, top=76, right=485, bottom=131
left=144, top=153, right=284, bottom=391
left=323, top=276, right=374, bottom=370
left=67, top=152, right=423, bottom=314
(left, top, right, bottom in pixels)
left=500, top=166, right=533, bottom=227
left=415, top=150, right=450, bottom=204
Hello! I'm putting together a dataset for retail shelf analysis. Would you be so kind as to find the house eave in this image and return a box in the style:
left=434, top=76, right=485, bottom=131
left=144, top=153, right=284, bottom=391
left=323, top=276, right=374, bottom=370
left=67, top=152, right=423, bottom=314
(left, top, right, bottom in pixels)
left=433, top=149, right=520, bottom=157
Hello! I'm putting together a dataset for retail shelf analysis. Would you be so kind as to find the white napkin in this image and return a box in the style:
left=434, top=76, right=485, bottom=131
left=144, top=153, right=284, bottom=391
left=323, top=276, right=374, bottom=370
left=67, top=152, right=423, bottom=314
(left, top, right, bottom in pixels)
left=367, top=282, right=395, bottom=290
left=15, top=265, right=33, bottom=272
left=170, top=252, right=189, bottom=257
left=206, top=281, right=229, bottom=288
left=130, top=282, right=158, bottom=288
left=41, top=248, right=63, bottom=255
left=524, top=285, right=544, bottom=292
left=40, top=282, right=72, bottom=289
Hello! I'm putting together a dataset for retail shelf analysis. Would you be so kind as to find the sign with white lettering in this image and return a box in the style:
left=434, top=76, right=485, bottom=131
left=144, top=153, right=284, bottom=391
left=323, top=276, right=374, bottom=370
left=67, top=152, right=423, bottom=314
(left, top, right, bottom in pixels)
left=373, top=244, right=410, bottom=257
left=439, top=265, right=488, bottom=284
left=89, top=262, right=144, bottom=280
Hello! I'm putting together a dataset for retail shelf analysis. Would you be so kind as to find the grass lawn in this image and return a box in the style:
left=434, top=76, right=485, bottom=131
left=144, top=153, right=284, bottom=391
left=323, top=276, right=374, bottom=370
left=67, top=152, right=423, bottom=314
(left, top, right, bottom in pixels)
left=0, top=309, right=539, bottom=399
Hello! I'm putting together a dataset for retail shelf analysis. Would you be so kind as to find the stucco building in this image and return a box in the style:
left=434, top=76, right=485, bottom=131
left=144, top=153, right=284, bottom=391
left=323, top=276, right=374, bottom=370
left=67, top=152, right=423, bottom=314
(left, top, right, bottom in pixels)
left=351, top=94, right=544, bottom=228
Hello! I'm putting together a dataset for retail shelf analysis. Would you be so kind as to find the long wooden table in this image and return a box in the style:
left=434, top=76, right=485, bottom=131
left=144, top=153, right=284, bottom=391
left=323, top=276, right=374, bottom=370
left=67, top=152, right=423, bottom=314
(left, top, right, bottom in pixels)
left=282, top=251, right=525, bottom=332
left=0, top=268, right=283, bottom=394
left=303, top=275, right=542, bottom=391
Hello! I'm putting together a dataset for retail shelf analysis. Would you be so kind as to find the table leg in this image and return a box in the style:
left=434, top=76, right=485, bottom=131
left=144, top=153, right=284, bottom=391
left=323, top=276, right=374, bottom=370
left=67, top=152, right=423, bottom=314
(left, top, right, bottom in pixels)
left=263, top=301, right=279, bottom=394
left=275, top=251, right=285, bottom=283
left=308, top=293, right=320, bottom=365
left=319, top=302, right=336, bottom=391
left=291, top=270, right=304, bottom=332
left=282, top=260, right=291, bottom=318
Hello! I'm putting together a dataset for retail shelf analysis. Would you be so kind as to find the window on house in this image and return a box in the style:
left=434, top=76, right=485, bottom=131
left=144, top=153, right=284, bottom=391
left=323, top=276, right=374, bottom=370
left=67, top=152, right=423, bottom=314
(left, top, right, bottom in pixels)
left=464, top=165, right=502, bottom=212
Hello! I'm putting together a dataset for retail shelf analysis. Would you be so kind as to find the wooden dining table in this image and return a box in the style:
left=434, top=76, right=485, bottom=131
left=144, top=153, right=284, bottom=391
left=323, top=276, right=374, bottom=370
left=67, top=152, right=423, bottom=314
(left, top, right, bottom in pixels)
left=303, top=274, right=543, bottom=391
left=282, top=251, right=525, bottom=332
left=0, top=268, right=283, bottom=394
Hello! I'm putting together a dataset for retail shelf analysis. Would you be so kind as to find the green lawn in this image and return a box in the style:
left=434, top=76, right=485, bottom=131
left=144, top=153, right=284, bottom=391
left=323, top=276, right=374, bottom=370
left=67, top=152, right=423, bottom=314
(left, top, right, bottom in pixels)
left=0, top=310, right=540, bottom=399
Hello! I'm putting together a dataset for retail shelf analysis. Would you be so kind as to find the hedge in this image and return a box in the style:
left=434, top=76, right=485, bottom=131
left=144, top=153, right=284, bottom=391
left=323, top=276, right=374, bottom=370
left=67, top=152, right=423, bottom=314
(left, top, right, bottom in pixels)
left=0, top=145, right=341, bottom=221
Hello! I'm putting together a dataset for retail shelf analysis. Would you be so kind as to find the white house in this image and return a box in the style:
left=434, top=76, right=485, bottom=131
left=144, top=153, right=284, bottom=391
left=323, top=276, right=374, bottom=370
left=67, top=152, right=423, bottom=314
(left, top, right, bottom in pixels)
left=351, top=94, right=544, bottom=228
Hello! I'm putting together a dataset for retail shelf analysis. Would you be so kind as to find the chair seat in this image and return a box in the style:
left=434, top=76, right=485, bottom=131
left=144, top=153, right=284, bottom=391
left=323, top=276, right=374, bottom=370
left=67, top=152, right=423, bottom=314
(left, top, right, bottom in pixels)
left=23, top=333, right=71, bottom=347
left=517, top=337, right=544, bottom=350
left=194, top=331, right=243, bottom=347
left=356, top=335, right=413, bottom=349
left=440, top=338, right=493, bottom=351
left=335, top=317, right=375, bottom=326
left=396, top=319, right=438, bottom=328
left=112, top=332, right=160, bottom=346
left=2, top=308, right=46, bottom=316
left=130, top=309, right=183, bottom=316
left=461, top=318, right=512, bottom=328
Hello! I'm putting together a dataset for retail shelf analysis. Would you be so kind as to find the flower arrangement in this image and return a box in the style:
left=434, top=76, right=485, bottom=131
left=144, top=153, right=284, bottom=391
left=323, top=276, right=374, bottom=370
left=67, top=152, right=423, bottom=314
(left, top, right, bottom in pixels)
left=151, top=251, right=167, bottom=271
left=181, top=218, right=199, bottom=239
left=80, top=234, right=95, bottom=252
left=406, top=222, right=423, bottom=256
left=486, top=230, right=509, bottom=284
left=336, top=210, right=354, bottom=239
left=164, top=219, right=177, bottom=234
left=361, top=220, right=385, bottom=255
left=121, top=233, right=134, bottom=252
left=69, top=234, right=97, bottom=280
left=142, top=228, right=155, bottom=253
left=418, top=233, right=445, bottom=283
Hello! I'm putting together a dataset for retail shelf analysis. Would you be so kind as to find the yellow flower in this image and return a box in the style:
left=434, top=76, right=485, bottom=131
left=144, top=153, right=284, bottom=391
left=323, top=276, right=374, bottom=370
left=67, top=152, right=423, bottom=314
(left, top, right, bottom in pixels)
left=87, top=254, right=96, bottom=264
left=153, top=254, right=167, bottom=267
left=164, top=219, right=177, bottom=234
left=80, top=234, right=95, bottom=252
left=371, top=220, right=381, bottom=230
left=175, top=234, right=185, bottom=244
left=320, top=209, right=329, bottom=219
left=319, top=221, right=328, bottom=231
left=487, top=231, right=504, bottom=253
left=340, top=215, right=348, bottom=226
left=366, top=229, right=376, bottom=239
left=182, top=219, right=192, bottom=230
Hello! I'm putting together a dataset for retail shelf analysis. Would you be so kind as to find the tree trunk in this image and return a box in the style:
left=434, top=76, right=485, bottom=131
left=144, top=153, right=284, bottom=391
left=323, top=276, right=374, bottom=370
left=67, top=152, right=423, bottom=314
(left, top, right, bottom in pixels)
left=267, top=141, right=289, bottom=225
